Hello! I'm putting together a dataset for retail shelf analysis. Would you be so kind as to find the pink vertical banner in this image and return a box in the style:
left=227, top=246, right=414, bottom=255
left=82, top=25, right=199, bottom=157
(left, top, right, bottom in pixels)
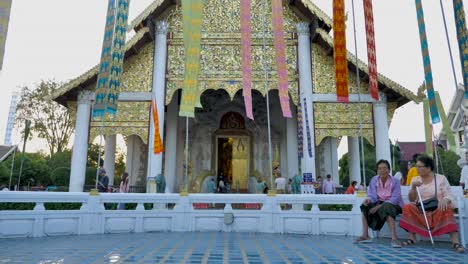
left=241, top=0, right=254, bottom=120
left=363, top=0, right=379, bottom=100
left=271, top=0, right=292, bottom=118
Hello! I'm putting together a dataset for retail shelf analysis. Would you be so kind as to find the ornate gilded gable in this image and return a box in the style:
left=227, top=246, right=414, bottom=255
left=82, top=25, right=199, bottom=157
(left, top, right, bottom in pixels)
left=163, top=0, right=301, bottom=105
left=122, top=42, right=154, bottom=93
left=312, top=43, right=370, bottom=94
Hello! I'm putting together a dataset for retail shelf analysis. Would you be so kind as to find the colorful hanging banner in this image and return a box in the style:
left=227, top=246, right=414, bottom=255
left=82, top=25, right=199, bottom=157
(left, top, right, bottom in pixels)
left=423, top=98, right=433, bottom=156
left=453, top=0, right=468, bottom=99
left=271, top=0, right=292, bottom=118
left=363, top=0, right=379, bottom=101
left=0, top=0, right=12, bottom=71
left=179, top=0, right=204, bottom=117
left=303, top=98, right=313, bottom=158
left=240, top=0, right=253, bottom=120
left=106, top=0, right=129, bottom=115
left=435, top=92, right=456, bottom=150
left=151, top=99, right=164, bottom=154
left=93, top=0, right=117, bottom=117
left=333, top=0, right=349, bottom=102
left=415, top=0, right=440, bottom=124
left=297, top=100, right=303, bottom=159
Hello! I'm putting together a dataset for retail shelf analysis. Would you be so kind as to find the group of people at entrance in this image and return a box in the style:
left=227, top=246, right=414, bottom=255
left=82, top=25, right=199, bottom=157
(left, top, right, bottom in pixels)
left=353, top=156, right=465, bottom=253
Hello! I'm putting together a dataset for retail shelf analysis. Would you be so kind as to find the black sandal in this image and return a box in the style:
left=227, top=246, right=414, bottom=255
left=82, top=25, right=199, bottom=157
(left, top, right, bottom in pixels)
left=402, top=239, right=415, bottom=246
left=452, top=243, right=465, bottom=253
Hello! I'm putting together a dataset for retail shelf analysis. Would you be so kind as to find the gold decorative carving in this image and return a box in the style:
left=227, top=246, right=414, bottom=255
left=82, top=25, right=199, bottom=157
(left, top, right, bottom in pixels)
left=312, top=43, right=369, bottom=94
left=122, top=42, right=154, bottom=93
left=164, top=0, right=300, bottom=106
left=387, top=102, right=398, bottom=127
left=89, top=101, right=149, bottom=144
left=314, top=103, right=374, bottom=145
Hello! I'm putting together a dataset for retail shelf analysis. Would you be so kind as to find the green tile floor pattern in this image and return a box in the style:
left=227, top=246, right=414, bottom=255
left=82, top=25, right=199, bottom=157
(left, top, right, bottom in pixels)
left=0, top=232, right=466, bottom=263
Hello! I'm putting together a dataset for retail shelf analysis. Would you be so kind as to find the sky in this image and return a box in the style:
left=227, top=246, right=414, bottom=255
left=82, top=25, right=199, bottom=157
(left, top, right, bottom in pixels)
left=0, top=0, right=466, bottom=156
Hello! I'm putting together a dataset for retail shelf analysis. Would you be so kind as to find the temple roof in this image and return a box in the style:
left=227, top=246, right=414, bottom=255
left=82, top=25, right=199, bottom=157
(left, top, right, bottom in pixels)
left=52, top=0, right=419, bottom=107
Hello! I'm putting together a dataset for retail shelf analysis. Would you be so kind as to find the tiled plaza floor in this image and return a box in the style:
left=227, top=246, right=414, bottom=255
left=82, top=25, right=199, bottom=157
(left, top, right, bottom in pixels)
left=0, top=232, right=466, bottom=264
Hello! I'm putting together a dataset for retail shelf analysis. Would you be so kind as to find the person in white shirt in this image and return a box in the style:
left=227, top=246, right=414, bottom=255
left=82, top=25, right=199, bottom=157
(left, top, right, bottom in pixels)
left=322, top=174, right=336, bottom=194
left=275, top=175, right=286, bottom=193
left=393, top=171, right=403, bottom=185
left=460, top=164, right=468, bottom=192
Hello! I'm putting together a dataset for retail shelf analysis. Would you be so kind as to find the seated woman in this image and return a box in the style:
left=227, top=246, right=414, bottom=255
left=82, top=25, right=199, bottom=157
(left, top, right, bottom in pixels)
left=399, top=155, right=465, bottom=253
left=353, top=160, right=403, bottom=248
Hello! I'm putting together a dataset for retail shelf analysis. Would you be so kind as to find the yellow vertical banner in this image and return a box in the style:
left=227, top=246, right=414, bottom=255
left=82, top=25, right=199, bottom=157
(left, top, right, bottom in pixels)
left=179, top=0, right=204, bottom=117
left=0, top=0, right=12, bottom=71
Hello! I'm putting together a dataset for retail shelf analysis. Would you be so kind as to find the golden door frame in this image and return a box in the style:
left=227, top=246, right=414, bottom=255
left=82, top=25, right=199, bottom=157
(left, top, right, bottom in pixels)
left=213, top=129, right=252, bottom=192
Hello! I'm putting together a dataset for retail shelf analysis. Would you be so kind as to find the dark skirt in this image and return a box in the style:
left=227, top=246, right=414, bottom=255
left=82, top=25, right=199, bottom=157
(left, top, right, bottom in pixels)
left=360, top=201, right=402, bottom=231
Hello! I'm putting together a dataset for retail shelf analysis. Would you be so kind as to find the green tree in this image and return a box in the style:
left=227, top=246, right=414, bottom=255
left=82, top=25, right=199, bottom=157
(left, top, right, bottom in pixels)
left=434, top=147, right=461, bottom=185
left=16, top=80, right=74, bottom=155
left=47, top=150, right=72, bottom=186
left=339, top=139, right=401, bottom=186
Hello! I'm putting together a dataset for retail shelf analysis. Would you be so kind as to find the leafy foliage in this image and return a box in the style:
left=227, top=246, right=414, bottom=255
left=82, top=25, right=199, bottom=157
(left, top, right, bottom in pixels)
left=339, top=139, right=401, bottom=186
left=16, top=80, right=74, bottom=155
left=434, top=147, right=461, bottom=185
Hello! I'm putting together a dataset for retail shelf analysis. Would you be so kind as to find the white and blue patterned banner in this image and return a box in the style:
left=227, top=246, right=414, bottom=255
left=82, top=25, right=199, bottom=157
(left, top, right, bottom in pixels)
left=415, top=0, right=440, bottom=124
left=453, top=0, right=468, bottom=99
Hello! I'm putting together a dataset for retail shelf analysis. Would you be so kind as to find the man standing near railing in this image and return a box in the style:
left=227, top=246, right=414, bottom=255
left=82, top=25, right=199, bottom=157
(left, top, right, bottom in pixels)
left=322, top=174, right=336, bottom=194
left=97, top=169, right=109, bottom=193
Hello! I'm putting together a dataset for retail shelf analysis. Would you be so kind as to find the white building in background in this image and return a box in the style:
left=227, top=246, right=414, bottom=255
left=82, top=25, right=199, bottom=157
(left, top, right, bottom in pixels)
left=3, top=92, right=18, bottom=146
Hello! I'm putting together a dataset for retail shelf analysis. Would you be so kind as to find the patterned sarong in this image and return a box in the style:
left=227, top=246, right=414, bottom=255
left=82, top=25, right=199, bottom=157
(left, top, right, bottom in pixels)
left=241, top=0, right=253, bottom=120
left=361, top=202, right=402, bottom=231
left=0, top=0, right=12, bottom=71
left=333, top=0, right=348, bottom=102
left=415, top=0, right=440, bottom=124
left=271, top=0, right=291, bottom=118
left=452, top=0, right=468, bottom=99
left=363, top=0, right=378, bottom=101
left=179, top=0, right=204, bottom=117
left=399, top=203, right=458, bottom=237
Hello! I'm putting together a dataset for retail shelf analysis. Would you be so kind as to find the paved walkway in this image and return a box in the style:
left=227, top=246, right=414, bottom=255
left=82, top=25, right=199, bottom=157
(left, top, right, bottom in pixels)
left=0, top=232, right=466, bottom=263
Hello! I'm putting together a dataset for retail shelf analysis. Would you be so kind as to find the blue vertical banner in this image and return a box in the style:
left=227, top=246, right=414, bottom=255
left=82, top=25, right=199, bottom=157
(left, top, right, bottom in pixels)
left=93, top=0, right=117, bottom=117
left=93, top=0, right=129, bottom=117
left=453, top=0, right=468, bottom=99
left=106, top=0, right=129, bottom=115
left=415, top=0, right=440, bottom=124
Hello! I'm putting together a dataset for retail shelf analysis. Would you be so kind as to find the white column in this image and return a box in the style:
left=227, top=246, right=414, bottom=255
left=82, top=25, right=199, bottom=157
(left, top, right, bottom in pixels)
left=297, top=22, right=316, bottom=178
left=330, top=137, right=339, bottom=184
left=348, top=136, right=361, bottom=185
left=373, top=92, right=391, bottom=162
left=164, top=93, right=178, bottom=193
left=104, top=134, right=116, bottom=186
left=125, top=136, right=135, bottom=184
left=69, top=91, right=92, bottom=192
left=147, top=21, right=169, bottom=187
left=286, top=113, right=299, bottom=178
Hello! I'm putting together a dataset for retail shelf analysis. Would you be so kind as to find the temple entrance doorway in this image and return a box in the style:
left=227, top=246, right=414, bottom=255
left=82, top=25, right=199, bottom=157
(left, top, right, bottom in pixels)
left=216, top=136, right=249, bottom=192
left=215, top=111, right=250, bottom=193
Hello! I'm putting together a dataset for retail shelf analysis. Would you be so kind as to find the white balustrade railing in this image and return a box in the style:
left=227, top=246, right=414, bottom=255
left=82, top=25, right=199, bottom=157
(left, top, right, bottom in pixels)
left=1, top=191, right=466, bottom=245
left=0, top=192, right=364, bottom=238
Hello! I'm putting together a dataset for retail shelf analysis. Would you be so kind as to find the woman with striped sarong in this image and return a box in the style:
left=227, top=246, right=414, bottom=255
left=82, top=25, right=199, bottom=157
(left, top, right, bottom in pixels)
left=399, top=155, right=465, bottom=253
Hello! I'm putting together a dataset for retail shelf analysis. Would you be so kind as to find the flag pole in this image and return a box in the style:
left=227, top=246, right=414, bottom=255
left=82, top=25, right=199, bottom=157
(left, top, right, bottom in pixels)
left=261, top=0, right=274, bottom=194
left=438, top=0, right=468, bottom=157
left=8, top=145, right=16, bottom=190
left=351, top=0, right=367, bottom=187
